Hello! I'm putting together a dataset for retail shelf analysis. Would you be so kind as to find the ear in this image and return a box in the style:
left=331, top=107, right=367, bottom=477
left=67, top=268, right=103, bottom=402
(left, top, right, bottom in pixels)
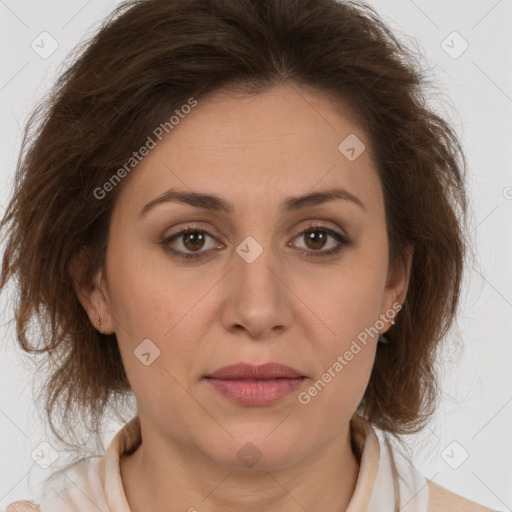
left=69, top=249, right=115, bottom=334
left=379, top=244, right=413, bottom=333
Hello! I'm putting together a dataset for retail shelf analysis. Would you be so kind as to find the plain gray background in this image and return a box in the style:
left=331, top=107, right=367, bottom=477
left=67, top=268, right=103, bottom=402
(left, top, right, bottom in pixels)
left=0, top=0, right=511, bottom=510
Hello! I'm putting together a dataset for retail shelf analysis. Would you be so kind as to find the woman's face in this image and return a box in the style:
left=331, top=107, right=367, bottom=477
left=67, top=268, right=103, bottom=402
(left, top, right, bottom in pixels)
left=85, top=84, right=410, bottom=468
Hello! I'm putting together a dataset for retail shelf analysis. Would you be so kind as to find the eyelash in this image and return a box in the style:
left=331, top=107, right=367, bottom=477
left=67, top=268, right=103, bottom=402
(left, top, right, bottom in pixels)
left=160, top=224, right=352, bottom=261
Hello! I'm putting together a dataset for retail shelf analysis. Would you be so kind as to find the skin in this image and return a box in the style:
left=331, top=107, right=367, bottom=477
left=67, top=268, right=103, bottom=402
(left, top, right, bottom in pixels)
left=74, top=83, right=411, bottom=512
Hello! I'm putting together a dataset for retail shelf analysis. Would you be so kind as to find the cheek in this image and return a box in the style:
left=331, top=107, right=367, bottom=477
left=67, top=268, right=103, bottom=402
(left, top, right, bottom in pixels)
left=323, top=240, right=389, bottom=329
left=306, top=227, right=388, bottom=390
left=104, top=226, right=182, bottom=333
left=302, top=279, right=381, bottom=419
left=104, top=233, right=209, bottom=373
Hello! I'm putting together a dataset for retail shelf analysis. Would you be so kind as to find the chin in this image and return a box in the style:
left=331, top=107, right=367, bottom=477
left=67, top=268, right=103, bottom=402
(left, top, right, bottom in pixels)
left=203, top=428, right=311, bottom=471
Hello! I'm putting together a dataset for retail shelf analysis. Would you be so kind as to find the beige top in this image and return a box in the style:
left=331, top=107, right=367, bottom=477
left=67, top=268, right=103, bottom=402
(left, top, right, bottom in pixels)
left=5, top=415, right=499, bottom=511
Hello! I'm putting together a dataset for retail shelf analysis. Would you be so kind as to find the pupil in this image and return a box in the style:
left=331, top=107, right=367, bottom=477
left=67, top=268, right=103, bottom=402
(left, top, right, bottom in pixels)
left=182, top=229, right=327, bottom=252
left=307, top=230, right=325, bottom=249
left=185, top=231, right=204, bottom=250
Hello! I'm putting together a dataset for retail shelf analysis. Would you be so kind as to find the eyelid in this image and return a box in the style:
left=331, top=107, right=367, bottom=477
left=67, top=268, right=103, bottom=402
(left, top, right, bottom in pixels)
left=161, top=220, right=351, bottom=260
left=290, top=220, right=345, bottom=236
left=163, top=224, right=225, bottom=247
left=163, top=227, right=223, bottom=254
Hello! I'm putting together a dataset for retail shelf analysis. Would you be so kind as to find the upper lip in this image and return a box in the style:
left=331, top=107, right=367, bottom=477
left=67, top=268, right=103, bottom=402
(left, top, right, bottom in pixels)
left=205, top=363, right=305, bottom=380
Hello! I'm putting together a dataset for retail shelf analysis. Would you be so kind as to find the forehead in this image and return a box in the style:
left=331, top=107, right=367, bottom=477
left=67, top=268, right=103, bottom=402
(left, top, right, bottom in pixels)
left=115, top=84, right=381, bottom=217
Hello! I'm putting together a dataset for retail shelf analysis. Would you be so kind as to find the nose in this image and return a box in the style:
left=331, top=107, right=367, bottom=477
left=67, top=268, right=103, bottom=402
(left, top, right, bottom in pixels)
left=219, top=238, right=293, bottom=340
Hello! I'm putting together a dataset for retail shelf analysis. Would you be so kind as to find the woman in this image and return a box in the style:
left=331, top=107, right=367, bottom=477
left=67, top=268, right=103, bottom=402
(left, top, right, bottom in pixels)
left=1, top=0, right=500, bottom=510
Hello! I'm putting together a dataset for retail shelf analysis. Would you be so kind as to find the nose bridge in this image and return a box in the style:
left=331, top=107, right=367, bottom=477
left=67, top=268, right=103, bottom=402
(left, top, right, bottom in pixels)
left=221, top=230, right=292, bottom=336
left=235, top=232, right=281, bottom=303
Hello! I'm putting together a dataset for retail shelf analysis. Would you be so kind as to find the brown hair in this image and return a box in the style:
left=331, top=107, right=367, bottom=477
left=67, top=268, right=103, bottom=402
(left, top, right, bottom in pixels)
left=1, top=0, right=468, bottom=479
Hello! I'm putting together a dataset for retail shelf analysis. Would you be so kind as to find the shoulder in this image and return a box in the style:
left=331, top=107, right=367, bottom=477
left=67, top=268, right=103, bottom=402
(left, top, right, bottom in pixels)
left=4, top=457, right=108, bottom=512
left=5, top=502, right=41, bottom=512
left=427, top=480, right=499, bottom=511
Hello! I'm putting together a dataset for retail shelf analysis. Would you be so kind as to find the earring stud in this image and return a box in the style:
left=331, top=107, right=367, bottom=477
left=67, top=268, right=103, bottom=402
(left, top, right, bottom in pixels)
left=97, top=316, right=102, bottom=333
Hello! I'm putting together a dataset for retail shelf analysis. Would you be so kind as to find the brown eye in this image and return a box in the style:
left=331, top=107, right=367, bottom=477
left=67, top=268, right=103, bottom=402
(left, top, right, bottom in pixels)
left=181, top=230, right=206, bottom=251
left=290, top=227, right=351, bottom=258
left=302, top=229, right=330, bottom=250
left=162, top=228, right=219, bottom=259
left=161, top=225, right=351, bottom=261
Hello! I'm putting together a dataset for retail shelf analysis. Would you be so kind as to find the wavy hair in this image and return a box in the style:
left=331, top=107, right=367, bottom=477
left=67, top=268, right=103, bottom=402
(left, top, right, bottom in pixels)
left=1, top=0, right=468, bottom=487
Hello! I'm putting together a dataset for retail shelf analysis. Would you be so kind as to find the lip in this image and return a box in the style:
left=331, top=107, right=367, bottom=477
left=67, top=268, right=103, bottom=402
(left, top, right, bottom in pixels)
left=205, top=362, right=304, bottom=380
left=203, top=363, right=306, bottom=406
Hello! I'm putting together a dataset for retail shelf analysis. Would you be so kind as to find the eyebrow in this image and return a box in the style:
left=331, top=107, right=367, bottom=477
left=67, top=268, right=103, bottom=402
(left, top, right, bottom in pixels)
left=139, top=186, right=367, bottom=218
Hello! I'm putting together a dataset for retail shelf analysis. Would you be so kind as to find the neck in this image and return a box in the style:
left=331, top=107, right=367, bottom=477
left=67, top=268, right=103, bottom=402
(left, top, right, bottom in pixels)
left=120, top=420, right=361, bottom=512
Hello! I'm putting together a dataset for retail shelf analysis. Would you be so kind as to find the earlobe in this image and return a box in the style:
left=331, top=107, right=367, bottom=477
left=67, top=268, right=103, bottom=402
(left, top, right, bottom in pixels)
left=69, top=251, right=114, bottom=334
left=391, top=244, right=413, bottom=307
left=91, top=269, right=115, bottom=334
left=381, top=244, right=414, bottom=331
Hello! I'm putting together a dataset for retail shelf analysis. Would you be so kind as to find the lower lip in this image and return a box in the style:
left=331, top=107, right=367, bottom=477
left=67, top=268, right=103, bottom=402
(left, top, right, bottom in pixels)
left=204, top=377, right=305, bottom=405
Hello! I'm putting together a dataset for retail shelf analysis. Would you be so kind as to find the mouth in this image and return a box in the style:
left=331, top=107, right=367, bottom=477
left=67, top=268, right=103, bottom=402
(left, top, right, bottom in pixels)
left=204, top=362, right=305, bottom=380
left=203, top=363, right=306, bottom=406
